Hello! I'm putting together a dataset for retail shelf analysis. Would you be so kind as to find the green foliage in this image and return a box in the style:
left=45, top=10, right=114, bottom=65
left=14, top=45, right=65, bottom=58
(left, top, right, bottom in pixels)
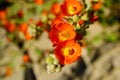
left=35, top=48, right=43, bottom=58
left=98, top=0, right=120, bottom=26
left=104, top=33, right=118, bottom=42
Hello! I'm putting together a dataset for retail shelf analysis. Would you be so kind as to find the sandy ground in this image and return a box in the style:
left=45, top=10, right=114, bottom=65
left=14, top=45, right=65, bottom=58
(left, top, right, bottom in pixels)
left=0, top=22, right=120, bottom=80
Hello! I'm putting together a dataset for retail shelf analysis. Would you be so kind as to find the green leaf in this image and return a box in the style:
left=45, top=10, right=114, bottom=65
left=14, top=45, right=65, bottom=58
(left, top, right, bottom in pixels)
left=35, top=48, right=43, bottom=58
left=105, top=33, right=118, bottom=42
left=93, top=36, right=102, bottom=43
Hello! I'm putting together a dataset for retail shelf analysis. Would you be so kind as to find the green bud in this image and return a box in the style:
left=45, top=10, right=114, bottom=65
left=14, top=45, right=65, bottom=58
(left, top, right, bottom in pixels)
left=81, top=13, right=88, bottom=21
left=41, top=15, right=48, bottom=22
left=48, top=13, right=55, bottom=20
left=46, top=56, right=54, bottom=65
left=46, top=54, right=62, bottom=73
left=28, top=24, right=36, bottom=37
left=55, top=65, right=61, bottom=72
left=47, top=65, right=55, bottom=73
left=53, top=59, right=59, bottom=65
left=72, top=15, right=79, bottom=22
left=75, top=23, right=81, bottom=30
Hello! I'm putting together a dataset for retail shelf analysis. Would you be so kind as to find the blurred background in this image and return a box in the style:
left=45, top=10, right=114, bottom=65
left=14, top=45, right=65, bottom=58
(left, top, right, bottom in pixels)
left=0, top=0, right=120, bottom=80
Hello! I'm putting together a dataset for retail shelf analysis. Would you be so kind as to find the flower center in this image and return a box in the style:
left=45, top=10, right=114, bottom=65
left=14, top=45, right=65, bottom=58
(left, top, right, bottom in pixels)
left=59, top=31, right=69, bottom=41
left=68, top=6, right=77, bottom=14
left=62, top=47, right=74, bottom=56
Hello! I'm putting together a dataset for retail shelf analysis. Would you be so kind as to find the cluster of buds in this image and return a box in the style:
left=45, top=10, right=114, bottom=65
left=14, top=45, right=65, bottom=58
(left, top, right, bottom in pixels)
left=46, top=0, right=101, bottom=73
left=46, top=54, right=62, bottom=73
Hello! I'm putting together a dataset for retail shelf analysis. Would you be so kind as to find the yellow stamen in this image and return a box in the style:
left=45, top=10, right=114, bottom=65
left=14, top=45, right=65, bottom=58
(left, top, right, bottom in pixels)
left=62, top=47, right=74, bottom=56
left=59, top=31, right=69, bottom=41
left=68, top=6, right=76, bottom=14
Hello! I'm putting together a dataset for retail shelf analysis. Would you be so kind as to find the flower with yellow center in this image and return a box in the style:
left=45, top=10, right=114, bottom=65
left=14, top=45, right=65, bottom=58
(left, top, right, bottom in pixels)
left=61, top=0, right=83, bottom=16
left=49, top=22, right=76, bottom=46
left=59, top=31, right=70, bottom=41
left=67, top=6, right=77, bottom=15
left=54, top=40, right=82, bottom=65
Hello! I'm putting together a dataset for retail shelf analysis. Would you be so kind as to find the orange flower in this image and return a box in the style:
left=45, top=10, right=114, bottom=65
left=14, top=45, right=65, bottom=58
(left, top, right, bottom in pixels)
left=51, top=2, right=61, bottom=15
left=78, top=20, right=84, bottom=25
left=19, top=23, right=32, bottom=40
left=19, top=23, right=28, bottom=33
left=54, top=40, right=82, bottom=65
left=51, top=17, right=65, bottom=27
left=92, top=0, right=102, bottom=10
left=61, top=0, right=83, bottom=16
left=42, top=10, right=48, bottom=16
left=29, top=18, right=34, bottom=24
left=4, top=21, right=16, bottom=32
left=24, top=31, right=32, bottom=40
left=23, top=54, right=30, bottom=63
left=34, top=0, right=44, bottom=5
left=0, top=10, right=6, bottom=20
left=0, top=10, right=7, bottom=24
left=49, top=23, right=76, bottom=46
left=5, top=67, right=12, bottom=77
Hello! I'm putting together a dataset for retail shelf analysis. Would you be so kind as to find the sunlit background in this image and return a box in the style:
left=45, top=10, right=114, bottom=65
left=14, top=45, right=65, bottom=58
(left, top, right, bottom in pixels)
left=0, top=0, right=120, bottom=80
